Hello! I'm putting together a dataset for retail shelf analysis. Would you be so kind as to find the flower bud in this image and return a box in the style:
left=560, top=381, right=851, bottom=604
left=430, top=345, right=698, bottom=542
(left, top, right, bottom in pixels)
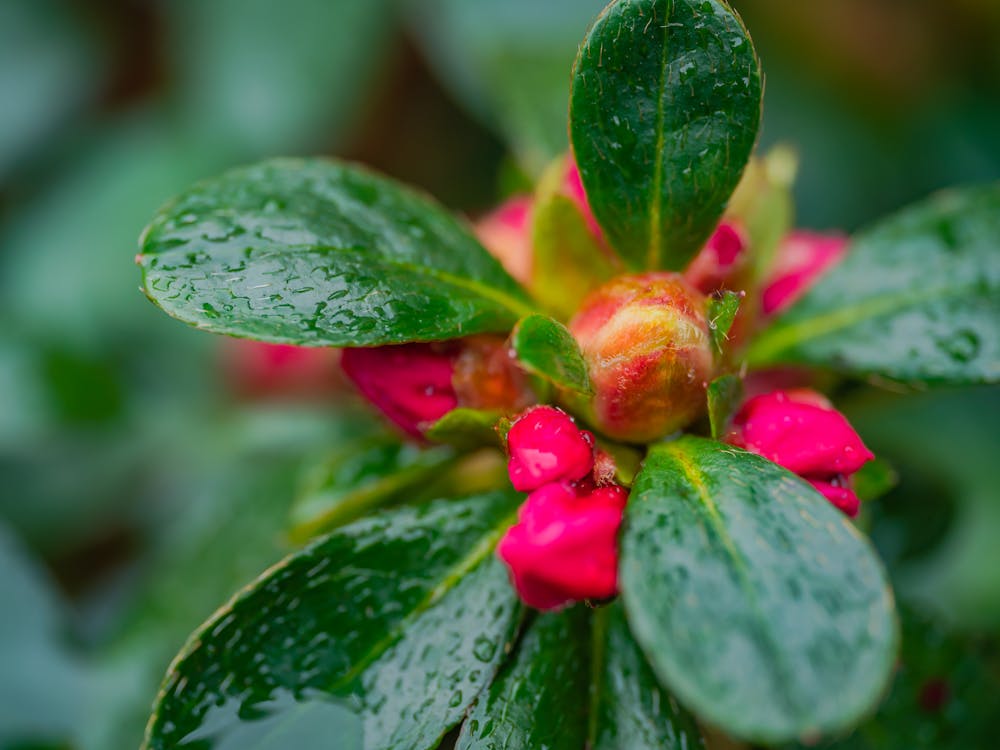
left=340, top=343, right=458, bottom=440
left=562, top=158, right=604, bottom=242
left=683, top=221, right=750, bottom=296
left=726, top=389, right=874, bottom=516
left=567, top=272, right=714, bottom=443
left=474, top=196, right=533, bottom=286
left=452, top=335, right=536, bottom=414
left=761, top=231, right=848, bottom=316
left=223, top=340, right=342, bottom=399
left=506, top=406, right=594, bottom=492
left=497, top=482, right=628, bottom=610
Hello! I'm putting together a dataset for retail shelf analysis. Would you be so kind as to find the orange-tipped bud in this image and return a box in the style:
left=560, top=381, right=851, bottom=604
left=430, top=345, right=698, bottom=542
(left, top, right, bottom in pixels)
left=566, top=272, right=715, bottom=443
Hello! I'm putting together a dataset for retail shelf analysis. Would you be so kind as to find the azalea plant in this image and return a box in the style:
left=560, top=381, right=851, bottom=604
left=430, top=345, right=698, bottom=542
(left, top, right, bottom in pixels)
left=134, top=0, right=998, bottom=747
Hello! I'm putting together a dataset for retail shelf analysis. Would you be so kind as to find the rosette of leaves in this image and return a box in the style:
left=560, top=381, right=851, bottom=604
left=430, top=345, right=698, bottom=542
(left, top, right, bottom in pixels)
left=135, top=0, right=1000, bottom=747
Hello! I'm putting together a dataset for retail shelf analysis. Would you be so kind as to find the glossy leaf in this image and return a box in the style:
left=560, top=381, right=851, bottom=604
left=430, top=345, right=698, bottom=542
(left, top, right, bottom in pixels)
left=706, top=374, right=743, bottom=439
left=144, top=492, right=524, bottom=750
left=748, top=185, right=1000, bottom=384
left=138, top=158, right=535, bottom=347
left=529, top=158, right=620, bottom=318
left=288, top=439, right=457, bottom=543
left=512, top=314, right=593, bottom=395
left=570, top=0, right=762, bottom=270
left=457, top=608, right=590, bottom=749
left=622, top=437, right=898, bottom=743
left=425, top=408, right=503, bottom=449
left=707, top=291, right=743, bottom=357
left=590, top=603, right=705, bottom=750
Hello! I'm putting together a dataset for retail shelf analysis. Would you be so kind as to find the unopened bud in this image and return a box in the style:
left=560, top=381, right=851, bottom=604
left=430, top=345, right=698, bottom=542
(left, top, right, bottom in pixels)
left=506, top=406, right=594, bottom=492
left=566, top=272, right=715, bottom=443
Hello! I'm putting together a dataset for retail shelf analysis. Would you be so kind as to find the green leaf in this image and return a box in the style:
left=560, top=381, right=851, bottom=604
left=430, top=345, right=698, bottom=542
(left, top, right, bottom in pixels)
left=457, top=608, right=591, bottom=749
left=707, top=291, right=743, bottom=357
left=570, top=0, right=762, bottom=270
left=138, top=158, right=535, bottom=347
left=144, top=491, right=524, bottom=750
left=512, top=314, right=593, bottom=395
left=748, top=185, right=1000, bottom=384
left=706, top=374, right=743, bottom=439
left=622, top=437, right=898, bottom=743
left=590, top=603, right=705, bottom=749
left=529, top=158, right=620, bottom=318
left=728, top=145, right=799, bottom=282
left=288, top=438, right=457, bottom=544
left=425, top=408, right=503, bottom=449
left=852, top=458, right=898, bottom=505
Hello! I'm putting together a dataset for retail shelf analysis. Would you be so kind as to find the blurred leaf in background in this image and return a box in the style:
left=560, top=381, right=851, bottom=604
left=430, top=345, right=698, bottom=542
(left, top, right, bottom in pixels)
left=408, top=0, right=607, bottom=176
left=0, top=0, right=103, bottom=180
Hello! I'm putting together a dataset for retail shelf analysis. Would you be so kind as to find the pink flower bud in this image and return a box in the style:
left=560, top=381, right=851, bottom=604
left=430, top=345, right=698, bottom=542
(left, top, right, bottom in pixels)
left=567, top=272, right=715, bottom=442
left=563, top=158, right=604, bottom=242
left=683, top=221, right=750, bottom=295
left=506, top=406, right=595, bottom=492
left=222, top=340, right=342, bottom=399
left=340, top=343, right=458, bottom=439
left=497, top=482, right=628, bottom=610
left=727, top=389, right=874, bottom=516
left=474, top=196, right=534, bottom=287
left=761, top=231, right=849, bottom=316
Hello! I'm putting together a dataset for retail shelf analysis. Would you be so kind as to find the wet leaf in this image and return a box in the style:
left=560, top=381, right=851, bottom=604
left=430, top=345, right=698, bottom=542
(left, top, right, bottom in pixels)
left=706, top=374, right=743, bottom=439
left=288, top=438, right=457, bottom=544
left=425, top=408, right=503, bottom=449
left=707, top=291, right=743, bottom=357
left=138, top=158, right=535, bottom=347
left=511, top=314, right=592, bottom=395
left=748, top=184, right=1000, bottom=384
left=590, top=603, right=705, bottom=750
left=622, top=437, right=898, bottom=743
left=144, top=491, right=524, bottom=750
left=456, top=608, right=590, bottom=750
left=570, top=0, right=762, bottom=270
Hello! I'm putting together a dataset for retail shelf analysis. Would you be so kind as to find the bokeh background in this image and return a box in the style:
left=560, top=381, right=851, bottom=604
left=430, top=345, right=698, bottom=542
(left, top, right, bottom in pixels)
left=1, top=1, right=998, bottom=748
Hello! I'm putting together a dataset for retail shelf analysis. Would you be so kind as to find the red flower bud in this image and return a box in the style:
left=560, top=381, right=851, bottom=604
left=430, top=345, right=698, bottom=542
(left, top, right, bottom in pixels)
left=563, top=158, right=604, bottom=242
left=567, top=272, right=715, bottom=442
left=452, top=335, right=536, bottom=414
left=506, top=406, right=595, bottom=492
left=683, top=221, right=750, bottom=296
left=761, top=231, right=848, bottom=316
left=497, top=482, right=628, bottom=610
left=727, top=389, right=874, bottom=516
left=340, top=343, right=458, bottom=439
left=474, top=196, right=533, bottom=287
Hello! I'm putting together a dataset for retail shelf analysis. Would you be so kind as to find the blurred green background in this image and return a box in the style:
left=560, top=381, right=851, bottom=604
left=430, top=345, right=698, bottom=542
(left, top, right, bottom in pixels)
left=1, top=1, right=997, bottom=748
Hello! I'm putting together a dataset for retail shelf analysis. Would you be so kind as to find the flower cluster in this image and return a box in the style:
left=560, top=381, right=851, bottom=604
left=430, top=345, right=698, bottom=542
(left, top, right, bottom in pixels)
left=315, top=158, right=877, bottom=611
left=497, top=406, right=628, bottom=610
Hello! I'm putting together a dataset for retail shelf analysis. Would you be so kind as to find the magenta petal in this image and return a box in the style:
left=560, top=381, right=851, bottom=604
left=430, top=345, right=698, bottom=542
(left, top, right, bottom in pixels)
left=340, top=344, right=458, bottom=439
left=507, top=406, right=595, bottom=492
left=808, top=477, right=861, bottom=518
left=762, top=231, right=848, bottom=315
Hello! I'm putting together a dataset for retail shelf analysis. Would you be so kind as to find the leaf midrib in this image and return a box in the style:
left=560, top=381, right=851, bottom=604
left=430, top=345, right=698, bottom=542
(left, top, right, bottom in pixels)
left=747, top=280, right=988, bottom=365
left=657, top=441, right=805, bottom=721
left=142, top=243, right=537, bottom=324
left=324, top=507, right=520, bottom=694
